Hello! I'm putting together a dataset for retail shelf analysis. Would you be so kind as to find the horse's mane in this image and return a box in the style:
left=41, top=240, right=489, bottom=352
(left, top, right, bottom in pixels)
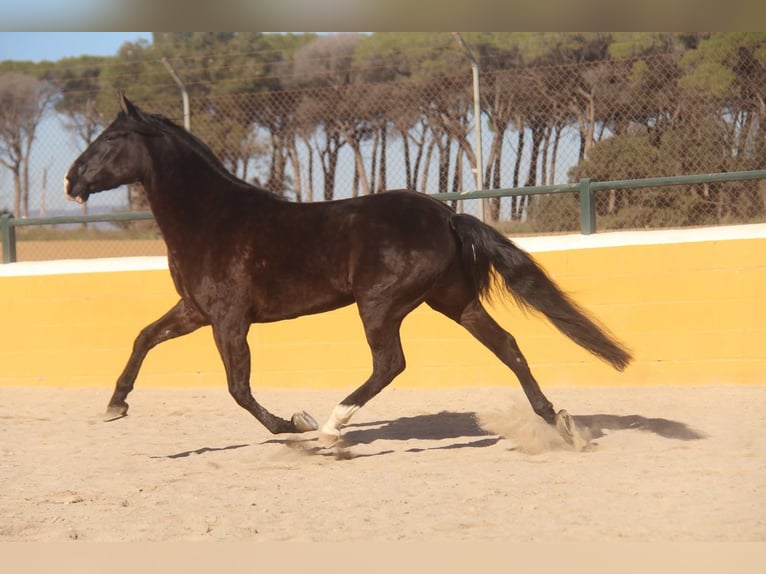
left=132, top=108, right=275, bottom=196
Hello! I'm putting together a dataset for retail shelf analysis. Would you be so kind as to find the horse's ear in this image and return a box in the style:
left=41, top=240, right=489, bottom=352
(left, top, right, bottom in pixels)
left=118, top=91, right=140, bottom=119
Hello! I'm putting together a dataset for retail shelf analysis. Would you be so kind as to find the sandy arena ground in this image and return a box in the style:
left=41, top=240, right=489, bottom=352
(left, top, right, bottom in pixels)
left=0, top=384, right=764, bottom=542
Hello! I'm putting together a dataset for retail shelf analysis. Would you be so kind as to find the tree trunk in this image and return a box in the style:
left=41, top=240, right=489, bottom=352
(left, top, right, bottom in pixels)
left=287, top=139, right=303, bottom=202
left=485, top=120, right=506, bottom=222
left=398, top=127, right=413, bottom=190
left=512, top=121, right=525, bottom=188
left=418, top=139, right=435, bottom=192
left=22, top=156, right=30, bottom=218
left=12, top=167, right=21, bottom=219
left=321, top=133, right=343, bottom=202
left=452, top=147, right=463, bottom=193
left=377, top=122, right=387, bottom=192
left=369, top=129, right=379, bottom=194
left=548, top=123, right=562, bottom=185
left=267, top=135, right=288, bottom=197
left=350, top=140, right=370, bottom=196
left=323, top=148, right=338, bottom=201
left=438, top=137, right=451, bottom=195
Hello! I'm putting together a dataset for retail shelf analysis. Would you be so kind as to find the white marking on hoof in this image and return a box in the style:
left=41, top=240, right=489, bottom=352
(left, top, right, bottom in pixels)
left=317, top=430, right=341, bottom=449
left=555, top=409, right=591, bottom=451
left=292, top=411, right=318, bottom=432
left=318, top=404, right=360, bottom=448
left=320, top=404, right=359, bottom=435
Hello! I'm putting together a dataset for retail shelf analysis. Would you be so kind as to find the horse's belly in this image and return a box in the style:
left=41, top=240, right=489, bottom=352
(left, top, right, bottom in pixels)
left=255, top=289, right=354, bottom=322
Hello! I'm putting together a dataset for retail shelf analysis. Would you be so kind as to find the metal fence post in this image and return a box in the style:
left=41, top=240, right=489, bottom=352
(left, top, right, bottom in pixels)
left=579, top=178, right=596, bottom=235
left=1, top=213, right=17, bottom=264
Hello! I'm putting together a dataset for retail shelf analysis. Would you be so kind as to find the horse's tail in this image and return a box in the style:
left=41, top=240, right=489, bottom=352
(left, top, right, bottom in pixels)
left=449, top=213, right=632, bottom=371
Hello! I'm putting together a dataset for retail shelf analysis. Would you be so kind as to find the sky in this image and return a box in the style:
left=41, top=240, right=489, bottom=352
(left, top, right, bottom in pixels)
left=0, top=32, right=153, bottom=62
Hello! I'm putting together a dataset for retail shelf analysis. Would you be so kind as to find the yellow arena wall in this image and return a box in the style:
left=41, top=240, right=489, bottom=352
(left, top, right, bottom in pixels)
left=1, top=224, right=764, bottom=390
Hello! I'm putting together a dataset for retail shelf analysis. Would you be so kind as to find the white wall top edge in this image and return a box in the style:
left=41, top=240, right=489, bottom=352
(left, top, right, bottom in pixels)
left=512, top=222, right=766, bottom=253
left=0, top=256, right=169, bottom=277
left=2, top=223, right=765, bottom=278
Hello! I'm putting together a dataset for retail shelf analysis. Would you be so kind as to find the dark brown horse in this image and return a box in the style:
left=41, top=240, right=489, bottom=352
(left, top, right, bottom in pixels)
left=65, top=94, right=631, bottom=450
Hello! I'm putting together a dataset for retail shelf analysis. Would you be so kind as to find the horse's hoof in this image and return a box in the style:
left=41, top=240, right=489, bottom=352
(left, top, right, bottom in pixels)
left=105, top=403, right=128, bottom=421
left=555, top=409, right=590, bottom=451
left=317, top=430, right=340, bottom=449
left=292, top=411, right=318, bottom=433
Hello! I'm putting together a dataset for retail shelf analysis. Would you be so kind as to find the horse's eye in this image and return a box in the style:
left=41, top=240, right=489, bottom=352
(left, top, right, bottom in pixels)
left=102, top=131, right=125, bottom=142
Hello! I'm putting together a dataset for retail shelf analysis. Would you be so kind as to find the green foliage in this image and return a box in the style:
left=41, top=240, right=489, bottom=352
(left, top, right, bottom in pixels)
left=526, top=193, right=581, bottom=233
left=3, top=32, right=766, bottom=229
left=680, top=32, right=766, bottom=99
left=571, top=134, right=673, bottom=182
left=680, top=61, right=736, bottom=98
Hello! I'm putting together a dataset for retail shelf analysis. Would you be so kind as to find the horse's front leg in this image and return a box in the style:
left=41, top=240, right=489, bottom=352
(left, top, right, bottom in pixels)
left=107, top=300, right=207, bottom=418
left=212, top=319, right=317, bottom=434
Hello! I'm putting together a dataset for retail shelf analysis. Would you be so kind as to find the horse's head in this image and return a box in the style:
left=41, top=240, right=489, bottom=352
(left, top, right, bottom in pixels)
left=65, top=93, right=152, bottom=204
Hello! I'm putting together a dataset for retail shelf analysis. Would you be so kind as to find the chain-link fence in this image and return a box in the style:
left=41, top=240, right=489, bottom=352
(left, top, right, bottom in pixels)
left=2, top=33, right=765, bottom=261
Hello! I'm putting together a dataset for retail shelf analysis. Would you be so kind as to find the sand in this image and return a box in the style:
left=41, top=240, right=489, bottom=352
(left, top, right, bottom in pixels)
left=0, top=384, right=764, bottom=542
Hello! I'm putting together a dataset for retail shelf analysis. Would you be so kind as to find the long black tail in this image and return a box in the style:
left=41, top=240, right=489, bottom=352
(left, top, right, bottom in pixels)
left=449, top=214, right=632, bottom=371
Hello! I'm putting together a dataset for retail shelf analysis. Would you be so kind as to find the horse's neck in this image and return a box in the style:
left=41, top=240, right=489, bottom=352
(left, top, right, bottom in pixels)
left=140, top=147, right=273, bottom=254
left=144, top=141, right=232, bottom=208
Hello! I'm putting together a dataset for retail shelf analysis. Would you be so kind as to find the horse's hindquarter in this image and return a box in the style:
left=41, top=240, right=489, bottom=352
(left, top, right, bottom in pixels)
left=341, top=192, right=459, bottom=296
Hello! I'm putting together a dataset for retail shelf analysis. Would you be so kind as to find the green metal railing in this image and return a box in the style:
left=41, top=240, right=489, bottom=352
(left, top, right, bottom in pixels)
left=2, top=169, right=765, bottom=264
left=1, top=211, right=154, bottom=264
left=434, top=169, right=766, bottom=236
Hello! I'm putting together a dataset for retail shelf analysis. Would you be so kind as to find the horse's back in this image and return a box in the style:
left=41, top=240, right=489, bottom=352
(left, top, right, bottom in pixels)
left=343, top=190, right=455, bottom=239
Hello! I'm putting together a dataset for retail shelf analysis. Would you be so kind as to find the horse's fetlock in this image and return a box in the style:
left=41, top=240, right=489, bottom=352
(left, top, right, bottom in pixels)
left=533, top=403, right=556, bottom=425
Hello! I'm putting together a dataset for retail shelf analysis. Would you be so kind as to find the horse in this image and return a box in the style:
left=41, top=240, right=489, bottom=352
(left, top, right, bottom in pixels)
left=64, top=93, right=631, bottom=450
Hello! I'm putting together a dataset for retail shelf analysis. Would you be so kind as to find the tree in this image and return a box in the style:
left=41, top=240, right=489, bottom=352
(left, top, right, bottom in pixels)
left=291, top=34, right=365, bottom=200
left=0, top=72, right=56, bottom=218
left=52, top=56, right=110, bottom=146
left=49, top=55, right=114, bottom=221
left=675, top=33, right=766, bottom=218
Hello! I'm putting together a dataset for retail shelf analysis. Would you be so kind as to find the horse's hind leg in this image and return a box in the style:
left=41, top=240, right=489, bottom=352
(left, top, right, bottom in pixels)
left=434, top=298, right=589, bottom=450
left=212, top=318, right=317, bottom=435
left=318, top=309, right=407, bottom=447
left=107, top=300, right=207, bottom=418
left=458, top=300, right=557, bottom=423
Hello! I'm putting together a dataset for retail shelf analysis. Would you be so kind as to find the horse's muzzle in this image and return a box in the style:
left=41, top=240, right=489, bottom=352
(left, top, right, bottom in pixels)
left=64, top=174, right=89, bottom=204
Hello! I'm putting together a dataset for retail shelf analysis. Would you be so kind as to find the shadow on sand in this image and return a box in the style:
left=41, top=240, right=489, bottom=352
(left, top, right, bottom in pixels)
left=572, top=413, right=706, bottom=441
left=340, top=410, right=706, bottom=445
left=156, top=410, right=705, bottom=460
left=151, top=443, right=250, bottom=459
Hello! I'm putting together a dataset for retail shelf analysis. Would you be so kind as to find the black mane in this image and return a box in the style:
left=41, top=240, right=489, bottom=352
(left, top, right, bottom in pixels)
left=131, top=108, right=275, bottom=196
